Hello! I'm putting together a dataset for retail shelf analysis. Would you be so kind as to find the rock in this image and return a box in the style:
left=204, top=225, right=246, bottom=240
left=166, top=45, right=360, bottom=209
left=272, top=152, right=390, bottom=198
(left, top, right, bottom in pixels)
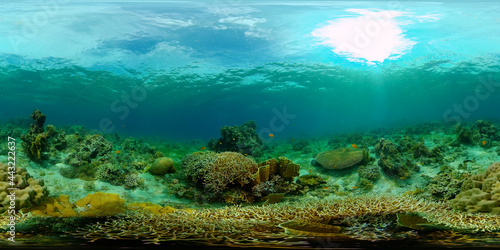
left=315, top=147, right=366, bottom=169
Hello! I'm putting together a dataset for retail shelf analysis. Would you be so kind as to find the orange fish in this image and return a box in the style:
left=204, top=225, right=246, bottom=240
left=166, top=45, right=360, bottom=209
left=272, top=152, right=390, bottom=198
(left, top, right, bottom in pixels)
left=269, top=134, right=274, bottom=137
left=200, top=147, right=206, bottom=151
left=322, top=186, right=329, bottom=189
left=114, top=150, right=121, bottom=154
left=482, top=140, right=487, bottom=145
left=352, top=186, right=358, bottom=189
left=351, top=144, right=358, bottom=148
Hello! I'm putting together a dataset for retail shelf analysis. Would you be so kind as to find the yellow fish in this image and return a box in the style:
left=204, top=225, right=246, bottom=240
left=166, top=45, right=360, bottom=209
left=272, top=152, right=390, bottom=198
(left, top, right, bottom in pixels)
left=351, top=144, right=358, bottom=148
left=200, top=147, right=206, bottom=151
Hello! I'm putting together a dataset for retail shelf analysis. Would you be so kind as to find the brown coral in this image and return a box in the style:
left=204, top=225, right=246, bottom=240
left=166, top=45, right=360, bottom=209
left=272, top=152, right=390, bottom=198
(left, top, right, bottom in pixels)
left=450, top=162, right=500, bottom=214
left=203, top=152, right=258, bottom=193
left=0, top=163, right=48, bottom=213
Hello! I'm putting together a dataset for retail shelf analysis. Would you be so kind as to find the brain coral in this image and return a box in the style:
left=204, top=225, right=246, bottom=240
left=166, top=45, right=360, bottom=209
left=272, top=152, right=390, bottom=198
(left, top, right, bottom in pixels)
left=0, top=163, right=48, bottom=213
left=315, top=147, right=367, bottom=169
left=149, top=157, right=175, bottom=176
left=450, top=162, right=500, bottom=214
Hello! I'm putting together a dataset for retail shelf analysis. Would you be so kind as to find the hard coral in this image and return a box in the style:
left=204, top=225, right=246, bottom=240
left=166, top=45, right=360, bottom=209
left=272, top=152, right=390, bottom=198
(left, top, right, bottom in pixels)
left=182, top=152, right=301, bottom=203
left=20, top=109, right=50, bottom=162
left=149, top=157, right=175, bottom=176
left=74, top=192, right=125, bottom=217
left=375, top=139, right=419, bottom=178
left=0, top=163, right=48, bottom=212
left=208, top=121, right=263, bottom=157
left=450, top=162, right=500, bottom=214
left=204, top=152, right=258, bottom=193
left=315, top=147, right=367, bottom=170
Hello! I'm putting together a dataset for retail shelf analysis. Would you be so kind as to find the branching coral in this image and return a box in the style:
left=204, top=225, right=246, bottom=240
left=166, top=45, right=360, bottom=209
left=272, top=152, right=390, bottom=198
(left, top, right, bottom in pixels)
left=68, top=195, right=500, bottom=247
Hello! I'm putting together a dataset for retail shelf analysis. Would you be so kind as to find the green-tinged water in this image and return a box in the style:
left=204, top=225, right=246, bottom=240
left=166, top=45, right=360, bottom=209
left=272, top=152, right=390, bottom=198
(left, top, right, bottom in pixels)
left=1, top=0, right=500, bottom=249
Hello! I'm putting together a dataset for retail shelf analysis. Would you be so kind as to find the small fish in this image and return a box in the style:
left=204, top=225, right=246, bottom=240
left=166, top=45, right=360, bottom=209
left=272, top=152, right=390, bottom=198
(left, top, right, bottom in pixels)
left=351, top=144, right=358, bottom=148
left=308, top=169, right=312, bottom=174
left=322, top=186, right=329, bottom=189
left=114, top=150, right=121, bottom=154
left=244, top=154, right=248, bottom=156
left=291, top=139, right=294, bottom=141
left=333, top=164, right=337, bottom=169
left=233, top=138, right=235, bottom=141
left=269, top=134, right=274, bottom=137
left=482, top=140, right=487, bottom=145
left=400, top=176, right=406, bottom=180
left=352, top=186, right=357, bottom=189
left=200, top=147, right=206, bottom=151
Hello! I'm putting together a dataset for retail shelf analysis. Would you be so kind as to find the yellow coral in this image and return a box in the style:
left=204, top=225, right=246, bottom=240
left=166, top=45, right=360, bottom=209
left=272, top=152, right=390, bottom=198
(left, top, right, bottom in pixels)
left=74, top=192, right=125, bottom=217
left=25, top=194, right=78, bottom=217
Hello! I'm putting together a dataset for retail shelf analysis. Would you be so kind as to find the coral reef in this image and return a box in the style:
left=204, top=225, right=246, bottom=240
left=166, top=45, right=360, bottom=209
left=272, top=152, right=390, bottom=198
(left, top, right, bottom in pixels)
left=0, top=163, right=48, bottom=212
left=182, top=152, right=300, bottom=203
left=375, top=139, right=419, bottom=179
left=314, top=147, right=368, bottom=170
left=421, top=165, right=470, bottom=201
left=450, top=162, right=500, bottom=214
left=20, top=109, right=50, bottom=162
left=208, top=121, right=263, bottom=157
left=149, top=157, right=175, bottom=176
left=292, top=139, right=310, bottom=152
left=95, top=163, right=123, bottom=185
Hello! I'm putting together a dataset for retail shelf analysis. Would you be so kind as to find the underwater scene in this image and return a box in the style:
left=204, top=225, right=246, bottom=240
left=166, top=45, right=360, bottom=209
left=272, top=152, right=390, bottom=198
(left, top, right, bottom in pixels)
left=2, top=0, right=500, bottom=249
